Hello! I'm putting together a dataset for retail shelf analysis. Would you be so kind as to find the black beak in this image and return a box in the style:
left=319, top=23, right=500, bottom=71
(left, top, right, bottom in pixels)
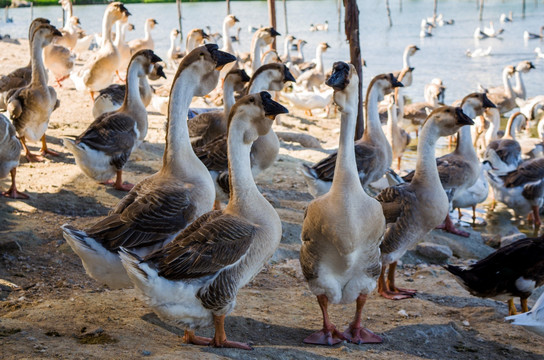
left=119, top=4, right=131, bottom=17
left=201, top=30, right=209, bottom=39
left=234, top=16, right=240, bottom=23
left=76, top=18, right=81, bottom=25
left=260, top=91, right=289, bottom=117
left=481, top=93, right=496, bottom=108
left=390, top=74, right=404, bottom=88
left=326, top=61, right=350, bottom=90
left=206, top=44, right=237, bottom=69
left=283, top=66, right=296, bottom=83
left=530, top=62, right=536, bottom=69
left=153, top=19, right=158, bottom=25
left=455, top=107, right=474, bottom=126
left=239, top=69, right=250, bottom=82
left=53, top=28, right=63, bottom=37
left=324, top=43, right=331, bottom=49
left=156, top=65, right=166, bottom=79
left=414, top=46, right=420, bottom=51
left=150, top=52, right=162, bottom=64
left=268, top=27, right=280, bottom=37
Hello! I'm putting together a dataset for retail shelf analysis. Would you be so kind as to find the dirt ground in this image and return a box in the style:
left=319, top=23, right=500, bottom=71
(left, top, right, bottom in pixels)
left=1, top=40, right=543, bottom=360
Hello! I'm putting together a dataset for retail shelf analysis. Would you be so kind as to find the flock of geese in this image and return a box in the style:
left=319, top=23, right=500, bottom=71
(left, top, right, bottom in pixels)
left=0, top=1, right=543, bottom=349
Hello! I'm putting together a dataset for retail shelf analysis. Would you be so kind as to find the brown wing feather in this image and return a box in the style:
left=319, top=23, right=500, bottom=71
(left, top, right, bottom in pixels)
left=311, top=142, right=376, bottom=182
left=503, top=158, right=544, bottom=188
left=193, top=134, right=228, bottom=172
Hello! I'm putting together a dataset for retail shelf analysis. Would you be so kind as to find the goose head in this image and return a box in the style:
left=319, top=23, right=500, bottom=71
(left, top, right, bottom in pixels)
left=228, top=91, right=288, bottom=143
left=108, top=2, right=131, bottom=22
left=176, top=44, right=236, bottom=96
left=407, top=44, right=420, bottom=56
left=69, top=16, right=81, bottom=27
left=148, top=63, right=166, bottom=81
left=318, top=42, right=331, bottom=53
left=461, top=92, right=496, bottom=118
left=426, top=106, right=474, bottom=137
left=366, top=73, right=404, bottom=102
left=285, top=35, right=296, bottom=44
left=227, top=69, right=251, bottom=92
left=146, top=18, right=158, bottom=30
left=130, top=50, right=162, bottom=78
left=503, top=65, right=517, bottom=77
left=29, top=17, right=50, bottom=42
left=189, top=28, right=210, bottom=44
left=516, top=60, right=536, bottom=73
left=326, top=61, right=359, bottom=112
left=170, top=28, right=180, bottom=41
left=256, top=27, right=280, bottom=45
left=32, top=23, right=63, bottom=47
left=483, top=148, right=510, bottom=173
left=248, top=63, right=295, bottom=91
left=225, top=14, right=240, bottom=27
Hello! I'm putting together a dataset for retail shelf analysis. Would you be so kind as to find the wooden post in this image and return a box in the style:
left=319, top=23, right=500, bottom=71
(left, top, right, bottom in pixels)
left=433, top=0, right=437, bottom=23
left=343, top=0, right=364, bottom=139
left=176, top=0, right=183, bottom=46
left=283, top=0, right=288, bottom=34
left=522, top=0, right=526, bottom=18
left=268, top=0, right=277, bottom=50
left=479, top=0, right=484, bottom=21
left=385, top=0, right=392, bottom=27
left=226, top=0, right=230, bottom=15
left=62, top=8, right=65, bottom=28
left=399, top=0, right=402, bottom=12
left=337, top=0, right=342, bottom=32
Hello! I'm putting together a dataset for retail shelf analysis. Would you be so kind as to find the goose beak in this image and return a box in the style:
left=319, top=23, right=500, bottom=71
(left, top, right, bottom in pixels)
left=207, top=44, right=237, bottom=70
left=455, top=107, right=474, bottom=126
left=530, top=62, right=536, bottom=69
left=240, top=69, right=250, bottom=82
left=269, top=27, right=281, bottom=37
left=153, top=19, right=158, bottom=25
left=150, top=53, right=162, bottom=64
left=53, top=28, right=63, bottom=37
left=261, top=91, right=288, bottom=119
left=283, top=66, right=296, bottom=83
left=326, top=61, right=350, bottom=90
left=234, top=16, right=240, bottom=23
left=120, top=5, right=131, bottom=17
left=156, top=65, right=166, bottom=79
left=391, top=74, right=404, bottom=88
left=482, top=93, right=496, bottom=108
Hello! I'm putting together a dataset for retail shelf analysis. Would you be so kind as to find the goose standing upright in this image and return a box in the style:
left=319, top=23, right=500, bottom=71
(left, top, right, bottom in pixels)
left=63, top=50, right=162, bottom=191
left=43, top=33, right=75, bottom=87
left=0, top=114, right=28, bottom=199
left=221, top=14, right=239, bottom=55
left=486, top=111, right=526, bottom=172
left=280, top=35, right=296, bottom=63
left=385, top=94, right=410, bottom=170
left=62, top=45, right=236, bottom=289
left=300, top=62, right=385, bottom=346
left=512, top=61, right=535, bottom=100
left=249, top=27, right=280, bottom=74
left=115, top=20, right=134, bottom=75
left=166, top=29, right=183, bottom=69
left=296, top=42, right=331, bottom=90
left=480, top=65, right=516, bottom=114
left=301, top=73, right=402, bottom=198
left=377, top=106, right=475, bottom=299
left=120, top=92, right=287, bottom=350
left=392, top=45, right=419, bottom=87
left=7, top=23, right=62, bottom=162
left=185, top=29, right=209, bottom=54
left=128, top=18, right=157, bottom=53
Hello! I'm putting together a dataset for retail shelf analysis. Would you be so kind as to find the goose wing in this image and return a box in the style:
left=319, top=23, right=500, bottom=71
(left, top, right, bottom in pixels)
left=145, top=211, right=256, bottom=280
left=311, top=142, right=376, bottom=182
left=375, top=183, right=414, bottom=224
left=503, top=158, right=544, bottom=188
left=0, top=66, right=31, bottom=93
left=96, top=84, right=126, bottom=106
left=487, top=139, right=521, bottom=166
left=194, top=134, right=228, bottom=171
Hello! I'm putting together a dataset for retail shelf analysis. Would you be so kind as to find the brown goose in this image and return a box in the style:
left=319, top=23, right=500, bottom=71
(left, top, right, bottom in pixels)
left=377, top=106, right=474, bottom=300
left=300, top=62, right=385, bottom=346
left=0, top=114, right=27, bottom=199
left=301, top=73, right=403, bottom=198
left=61, top=45, right=236, bottom=289
left=7, top=23, right=62, bottom=162
left=63, top=50, right=162, bottom=191
left=128, top=18, right=157, bottom=53
left=392, top=44, right=419, bottom=87
left=119, top=92, right=287, bottom=350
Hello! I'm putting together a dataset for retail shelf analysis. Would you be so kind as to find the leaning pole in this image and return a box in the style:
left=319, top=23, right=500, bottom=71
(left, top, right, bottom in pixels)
left=268, top=0, right=277, bottom=50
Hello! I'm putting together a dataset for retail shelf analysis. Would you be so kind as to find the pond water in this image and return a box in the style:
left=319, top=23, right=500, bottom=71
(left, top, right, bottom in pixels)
left=2, top=0, right=544, bottom=102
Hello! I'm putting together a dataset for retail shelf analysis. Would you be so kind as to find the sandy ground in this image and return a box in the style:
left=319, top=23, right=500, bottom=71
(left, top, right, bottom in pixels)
left=1, top=40, right=543, bottom=360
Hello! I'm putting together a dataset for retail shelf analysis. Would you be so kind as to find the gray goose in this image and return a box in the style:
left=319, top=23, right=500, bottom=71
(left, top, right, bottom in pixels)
left=61, top=45, right=236, bottom=289
left=300, top=62, right=385, bottom=346
left=0, top=114, right=27, bottom=199
left=120, top=92, right=287, bottom=350
left=377, top=106, right=474, bottom=300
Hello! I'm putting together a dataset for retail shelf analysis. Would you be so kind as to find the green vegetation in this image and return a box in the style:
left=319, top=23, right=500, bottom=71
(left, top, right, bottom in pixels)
left=7, top=0, right=259, bottom=6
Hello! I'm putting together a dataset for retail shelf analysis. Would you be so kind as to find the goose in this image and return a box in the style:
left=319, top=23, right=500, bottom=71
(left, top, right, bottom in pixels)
left=128, top=18, right=157, bottom=53
left=62, top=45, right=236, bottom=289
left=261, top=49, right=281, bottom=65
left=452, top=160, right=491, bottom=223
left=466, top=46, right=492, bottom=58
left=316, top=20, right=329, bottom=31
left=0, top=114, right=28, bottom=199
left=119, top=92, right=287, bottom=350
left=188, top=69, right=250, bottom=147
left=479, top=106, right=501, bottom=153
left=289, top=39, right=307, bottom=65
left=185, top=29, right=210, bottom=54
left=7, top=23, right=62, bottom=163
left=481, top=65, right=517, bottom=114
left=402, top=93, right=496, bottom=237
left=483, top=21, right=505, bottom=38
left=376, top=106, right=474, bottom=299
left=194, top=63, right=295, bottom=208
left=486, top=111, right=527, bottom=173
left=301, top=73, right=403, bottom=198
left=92, top=63, right=166, bottom=118
left=280, top=35, right=296, bottom=63
left=64, top=50, right=162, bottom=191
left=300, top=62, right=385, bottom=345
left=424, top=78, right=446, bottom=104
left=280, top=87, right=333, bottom=116
left=384, top=94, right=410, bottom=170
left=296, top=42, right=330, bottom=91
left=70, top=2, right=131, bottom=100
left=420, top=25, right=433, bottom=38
left=221, top=14, right=239, bottom=55
left=56, top=15, right=80, bottom=50
left=500, top=11, right=513, bottom=24
left=166, top=29, right=183, bottom=69
left=486, top=157, right=544, bottom=227
left=535, top=47, right=544, bottom=59
left=392, top=45, right=419, bottom=87
left=0, top=18, right=50, bottom=110
left=445, top=236, right=544, bottom=315
left=512, top=61, right=535, bottom=101
left=506, top=291, right=544, bottom=337
left=43, top=35, right=75, bottom=87
left=249, top=27, right=280, bottom=74
left=115, top=20, right=134, bottom=76
left=524, top=26, right=544, bottom=40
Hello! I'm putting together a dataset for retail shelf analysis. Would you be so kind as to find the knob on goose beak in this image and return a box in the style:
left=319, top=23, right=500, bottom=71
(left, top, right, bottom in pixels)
left=119, top=4, right=131, bottom=17
left=206, top=44, right=237, bottom=70
left=283, top=66, right=296, bottom=83
left=268, top=27, right=281, bottom=37
left=455, top=107, right=474, bottom=126
left=260, top=91, right=289, bottom=119
left=150, top=52, right=162, bottom=64
left=239, top=69, right=250, bottom=82
left=233, top=16, right=240, bottom=23
left=326, top=61, right=351, bottom=90
left=156, top=65, right=166, bottom=79
left=390, top=74, right=404, bottom=88
left=482, top=93, right=496, bottom=108
left=53, top=28, right=63, bottom=37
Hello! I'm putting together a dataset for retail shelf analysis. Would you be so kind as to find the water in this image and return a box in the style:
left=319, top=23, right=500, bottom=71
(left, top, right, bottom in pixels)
left=2, top=0, right=544, bottom=103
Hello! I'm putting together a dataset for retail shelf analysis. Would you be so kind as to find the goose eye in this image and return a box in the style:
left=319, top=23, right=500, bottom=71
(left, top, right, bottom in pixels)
left=199, top=53, right=204, bottom=56
left=249, top=98, right=255, bottom=103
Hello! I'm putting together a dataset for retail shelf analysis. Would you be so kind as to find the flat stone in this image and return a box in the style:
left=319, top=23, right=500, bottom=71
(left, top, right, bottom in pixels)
left=500, top=233, right=526, bottom=248
left=416, top=242, right=453, bottom=263
left=481, top=233, right=501, bottom=248
left=424, top=228, right=494, bottom=260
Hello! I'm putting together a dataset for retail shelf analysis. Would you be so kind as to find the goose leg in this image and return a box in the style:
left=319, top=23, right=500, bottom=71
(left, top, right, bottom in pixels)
left=378, top=264, right=413, bottom=300
left=40, top=135, right=60, bottom=157
left=183, top=329, right=211, bottom=346
left=342, top=294, right=382, bottom=344
left=20, top=136, right=45, bottom=162
left=472, top=205, right=477, bottom=224
left=115, top=70, right=126, bottom=83
left=213, top=199, right=222, bottom=210
left=436, top=214, right=470, bottom=237
left=520, top=298, right=529, bottom=313
left=113, top=170, right=134, bottom=191
left=2, top=168, right=29, bottom=199
left=303, top=294, right=346, bottom=345
left=508, top=298, right=518, bottom=315
left=531, top=205, right=541, bottom=228
left=457, top=208, right=463, bottom=220
left=397, top=157, right=401, bottom=171
left=387, top=261, right=416, bottom=295
left=210, top=315, right=252, bottom=350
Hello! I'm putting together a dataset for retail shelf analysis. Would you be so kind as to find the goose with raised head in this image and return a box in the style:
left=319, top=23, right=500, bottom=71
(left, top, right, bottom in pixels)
left=61, top=45, right=236, bottom=289
left=376, top=106, right=475, bottom=299
left=403, top=93, right=496, bottom=237
left=43, top=34, right=75, bottom=87
left=452, top=160, right=492, bottom=223
left=194, top=63, right=295, bottom=208
left=128, top=18, right=157, bottom=53
left=185, top=29, right=209, bottom=54
left=167, top=29, right=183, bottom=69
left=0, top=114, right=28, bottom=199
left=479, top=65, right=516, bottom=113
left=249, top=27, right=280, bottom=74
left=115, top=20, right=135, bottom=75
left=290, top=39, right=307, bottom=65
left=188, top=69, right=250, bottom=147
left=296, top=42, right=330, bottom=90
left=300, top=62, right=384, bottom=346
left=92, top=63, right=166, bottom=118
left=445, top=236, right=544, bottom=316
left=280, top=35, right=296, bottom=63
left=70, top=2, right=131, bottom=99
left=392, top=45, right=419, bottom=87
left=119, top=92, right=287, bottom=350
left=384, top=94, right=410, bottom=170
left=7, top=23, right=62, bottom=163
left=485, top=111, right=527, bottom=173
left=524, top=26, right=544, bottom=40
left=56, top=15, right=80, bottom=51
left=301, top=73, right=403, bottom=198
left=507, top=290, right=544, bottom=337
left=512, top=61, right=535, bottom=100
left=64, top=50, right=162, bottom=191
left=500, top=11, right=513, bottom=24
left=221, top=14, right=239, bottom=55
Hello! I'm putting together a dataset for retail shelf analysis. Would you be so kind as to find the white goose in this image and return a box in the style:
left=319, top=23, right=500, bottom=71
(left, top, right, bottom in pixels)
left=128, top=18, right=157, bottom=53
left=296, top=42, right=330, bottom=91
left=506, top=291, right=544, bottom=337
left=393, top=45, right=419, bottom=87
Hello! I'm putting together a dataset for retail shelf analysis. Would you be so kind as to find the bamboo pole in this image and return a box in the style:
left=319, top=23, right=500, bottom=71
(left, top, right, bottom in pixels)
left=177, top=0, right=183, bottom=46
left=343, top=0, right=364, bottom=139
left=385, top=0, right=392, bottom=27
left=226, top=0, right=230, bottom=15
left=479, top=0, right=484, bottom=21
left=268, top=0, right=277, bottom=50
left=283, top=0, right=288, bottom=34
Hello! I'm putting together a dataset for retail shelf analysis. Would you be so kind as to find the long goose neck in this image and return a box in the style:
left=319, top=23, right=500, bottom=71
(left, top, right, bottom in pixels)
left=144, top=21, right=151, bottom=41
left=412, top=121, right=441, bottom=186
left=114, top=21, right=122, bottom=46
left=403, top=48, right=411, bottom=68
left=502, top=68, right=513, bottom=97
left=30, top=36, right=47, bottom=87
left=283, top=39, right=291, bottom=61
left=222, top=20, right=234, bottom=54
left=248, top=76, right=268, bottom=94
left=298, top=44, right=304, bottom=60
left=102, top=10, right=115, bottom=47
left=454, top=125, right=476, bottom=159
left=514, top=71, right=525, bottom=98
left=251, top=37, right=265, bottom=72
left=315, top=47, right=324, bottom=73
left=505, top=116, right=517, bottom=139
left=138, top=74, right=152, bottom=106
left=331, top=106, right=360, bottom=190
left=363, top=82, right=386, bottom=141
left=223, top=77, right=236, bottom=115
left=119, top=62, right=147, bottom=137
left=162, top=70, right=200, bottom=172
